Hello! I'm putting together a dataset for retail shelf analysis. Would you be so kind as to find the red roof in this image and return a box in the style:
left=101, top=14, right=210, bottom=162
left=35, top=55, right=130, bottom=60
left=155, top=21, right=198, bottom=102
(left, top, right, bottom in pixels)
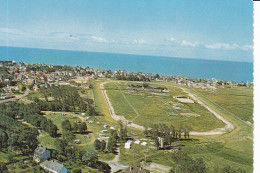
left=43, top=74, right=50, bottom=77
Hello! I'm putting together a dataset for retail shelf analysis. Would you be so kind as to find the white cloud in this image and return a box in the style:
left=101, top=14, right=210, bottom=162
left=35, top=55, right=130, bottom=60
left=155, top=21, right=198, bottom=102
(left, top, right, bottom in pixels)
left=205, top=43, right=253, bottom=51
left=180, top=40, right=198, bottom=47
left=91, top=36, right=117, bottom=43
left=0, top=27, right=25, bottom=35
left=133, top=39, right=146, bottom=45
left=169, top=37, right=176, bottom=42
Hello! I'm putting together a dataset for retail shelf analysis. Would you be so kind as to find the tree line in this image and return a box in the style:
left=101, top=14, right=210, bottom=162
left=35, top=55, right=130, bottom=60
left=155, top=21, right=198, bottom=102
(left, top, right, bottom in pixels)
left=145, top=123, right=191, bottom=149
left=0, top=102, right=58, bottom=137
left=35, top=86, right=95, bottom=114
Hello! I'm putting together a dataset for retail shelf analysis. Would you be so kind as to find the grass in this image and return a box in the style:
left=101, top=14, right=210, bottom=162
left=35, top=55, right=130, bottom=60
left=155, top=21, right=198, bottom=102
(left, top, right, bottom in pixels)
left=119, top=143, right=174, bottom=167
left=194, top=87, right=253, bottom=123
left=104, top=81, right=225, bottom=131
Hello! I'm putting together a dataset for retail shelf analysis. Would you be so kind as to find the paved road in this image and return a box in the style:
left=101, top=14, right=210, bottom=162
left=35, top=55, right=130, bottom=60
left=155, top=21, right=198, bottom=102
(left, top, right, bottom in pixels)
left=0, top=89, right=29, bottom=103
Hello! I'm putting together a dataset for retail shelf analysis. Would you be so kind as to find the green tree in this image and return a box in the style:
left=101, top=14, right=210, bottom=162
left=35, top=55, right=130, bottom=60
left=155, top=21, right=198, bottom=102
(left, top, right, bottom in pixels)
left=82, top=149, right=98, bottom=166
left=0, top=162, right=7, bottom=172
left=17, top=82, right=25, bottom=91
left=61, top=120, right=72, bottom=131
left=79, top=122, right=87, bottom=133
left=94, top=139, right=101, bottom=151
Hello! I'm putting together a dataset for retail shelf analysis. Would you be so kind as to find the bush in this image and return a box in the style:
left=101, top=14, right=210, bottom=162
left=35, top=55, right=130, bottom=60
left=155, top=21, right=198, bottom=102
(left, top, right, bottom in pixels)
left=73, top=168, right=82, bottom=173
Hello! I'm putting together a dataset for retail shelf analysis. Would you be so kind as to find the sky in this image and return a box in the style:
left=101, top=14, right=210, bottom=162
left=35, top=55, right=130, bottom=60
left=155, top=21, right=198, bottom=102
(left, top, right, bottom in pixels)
left=0, top=0, right=254, bottom=62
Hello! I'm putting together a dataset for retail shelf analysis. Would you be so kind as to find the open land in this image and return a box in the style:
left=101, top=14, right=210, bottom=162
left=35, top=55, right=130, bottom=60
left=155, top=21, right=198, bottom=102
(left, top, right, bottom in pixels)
left=0, top=75, right=253, bottom=172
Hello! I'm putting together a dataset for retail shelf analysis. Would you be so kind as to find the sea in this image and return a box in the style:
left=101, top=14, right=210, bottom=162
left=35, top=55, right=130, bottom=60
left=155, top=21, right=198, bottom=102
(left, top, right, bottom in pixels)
left=0, top=46, right=253, bottom=82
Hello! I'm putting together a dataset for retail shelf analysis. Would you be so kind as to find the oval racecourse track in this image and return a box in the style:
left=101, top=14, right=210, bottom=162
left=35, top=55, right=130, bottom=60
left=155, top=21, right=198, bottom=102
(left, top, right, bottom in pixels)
left=100, top=81, right=237, bottom=136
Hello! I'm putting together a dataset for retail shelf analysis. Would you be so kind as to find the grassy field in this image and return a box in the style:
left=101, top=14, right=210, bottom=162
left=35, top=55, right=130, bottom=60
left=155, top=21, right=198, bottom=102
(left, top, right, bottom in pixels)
left=182, top=85, right=253, bottom=172
left=194, top=87, right=253, bottom=123
left=30, top=80, right=253, bottom=172
left=104, top=81, right=225, bottom=131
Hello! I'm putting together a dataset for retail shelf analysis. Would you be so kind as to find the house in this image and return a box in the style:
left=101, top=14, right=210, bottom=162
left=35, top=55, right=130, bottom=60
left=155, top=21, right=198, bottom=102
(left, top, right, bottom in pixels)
left=125, top=166, right=150, bottom=173
left=125, top=140, right=133, bottom=149
left=40, top=160, right=68, bottom=173
left=33, top=146, right=51, bottom=163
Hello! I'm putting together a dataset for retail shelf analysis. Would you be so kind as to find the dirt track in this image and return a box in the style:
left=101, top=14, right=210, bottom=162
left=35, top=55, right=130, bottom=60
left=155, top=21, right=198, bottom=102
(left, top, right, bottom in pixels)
left=100, top=82, right=235, bottom=135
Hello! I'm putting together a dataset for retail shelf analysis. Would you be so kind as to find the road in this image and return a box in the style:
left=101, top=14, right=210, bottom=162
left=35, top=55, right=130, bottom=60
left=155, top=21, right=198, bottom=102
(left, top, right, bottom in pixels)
left=0, top=89, right=29, bottom=103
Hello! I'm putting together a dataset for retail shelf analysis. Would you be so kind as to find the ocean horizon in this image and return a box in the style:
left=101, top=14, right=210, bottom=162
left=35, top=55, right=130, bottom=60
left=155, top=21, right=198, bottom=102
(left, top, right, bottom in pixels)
left=0, top=46, right=253, bottom=82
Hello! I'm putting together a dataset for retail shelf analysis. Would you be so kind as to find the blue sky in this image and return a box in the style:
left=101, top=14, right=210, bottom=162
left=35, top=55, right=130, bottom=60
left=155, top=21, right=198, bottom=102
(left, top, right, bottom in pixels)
left=0, top=0, right=253, bottom=62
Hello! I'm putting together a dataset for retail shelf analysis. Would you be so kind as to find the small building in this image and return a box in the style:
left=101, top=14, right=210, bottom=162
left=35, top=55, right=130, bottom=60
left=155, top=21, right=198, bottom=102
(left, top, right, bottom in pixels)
left=33, top=146, right=51, bottom=163
left=125, top=166, right=150, bottom=173
left=40, top=160, right=68, bottom=173
left=125, top=140, right=133, bottom=149
left=134, top=140, right=141, bottom=144
left=141, top=142, right=147, bottom=146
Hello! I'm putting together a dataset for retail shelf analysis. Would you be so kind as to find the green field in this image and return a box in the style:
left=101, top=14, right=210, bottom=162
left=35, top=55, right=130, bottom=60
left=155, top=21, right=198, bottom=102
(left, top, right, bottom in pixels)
left=104, top=81, right=225, bottom=131
left=194, top=87, right=253, bottom=123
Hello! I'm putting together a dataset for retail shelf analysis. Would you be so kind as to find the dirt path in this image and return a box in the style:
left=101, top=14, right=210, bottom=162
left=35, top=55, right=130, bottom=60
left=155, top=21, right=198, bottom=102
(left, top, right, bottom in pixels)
left=0, top=89, right=29, bottom=103
left=180, top=87, right=235, bottom=135
left=74, top=114, right=96, bottom=145
left=100, top=82, right=145, bottom=130
left=100, top=81, right=235, bottom=135
left=100, top=145, right=129, bottom=172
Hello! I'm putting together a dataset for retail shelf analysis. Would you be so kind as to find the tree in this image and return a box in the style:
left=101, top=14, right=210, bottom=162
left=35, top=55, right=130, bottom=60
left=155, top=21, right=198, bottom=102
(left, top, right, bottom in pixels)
left=0, top=162, right=7, bottom=172
left=100, top=140, right=106, bottom=152
left=73, top=122, right=78, bottom=132
left=61, top=120, right=72, bottom=131
left=17, top=82, right=25, bottom=91
left=107, top=137, right=116, bottom=153
left=94, top=139, right=101, bottom=151
left=79, top=122, right=87, bottom=133
left=82, top=149, right=98, bottom=166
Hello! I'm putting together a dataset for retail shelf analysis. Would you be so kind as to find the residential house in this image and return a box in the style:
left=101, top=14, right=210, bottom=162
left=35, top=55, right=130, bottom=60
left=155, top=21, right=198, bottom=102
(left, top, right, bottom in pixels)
left=33, top=146, right=51, bottom=163
left=40, top=160, right=68, bottom=173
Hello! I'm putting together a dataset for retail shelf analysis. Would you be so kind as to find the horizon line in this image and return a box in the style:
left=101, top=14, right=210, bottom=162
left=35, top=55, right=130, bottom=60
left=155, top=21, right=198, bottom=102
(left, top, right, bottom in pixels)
left=0, top=45, right=253, bottom=64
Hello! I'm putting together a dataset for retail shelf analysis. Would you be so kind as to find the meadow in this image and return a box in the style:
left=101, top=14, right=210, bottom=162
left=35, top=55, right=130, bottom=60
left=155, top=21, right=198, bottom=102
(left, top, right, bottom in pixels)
left=104, top=81, right=225, bottom=131
left=194, top=87, right=253, bottom=123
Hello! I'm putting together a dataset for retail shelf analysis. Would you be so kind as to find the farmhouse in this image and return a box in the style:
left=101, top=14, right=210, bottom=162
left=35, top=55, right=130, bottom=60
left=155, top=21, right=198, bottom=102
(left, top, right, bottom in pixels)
left=40, top=160, right=68, bottom=173
left=33, top=146, right=51, bottom=163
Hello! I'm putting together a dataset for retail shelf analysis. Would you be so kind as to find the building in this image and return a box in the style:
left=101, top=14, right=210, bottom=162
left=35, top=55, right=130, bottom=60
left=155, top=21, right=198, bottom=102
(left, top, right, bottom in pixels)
left=33, top=146, right=51, bottom=163
left=40, top=160, right=68, bottom=173
left=125, top=166, right=150, bottom=173
left=125, top=140, right=133, bottom=149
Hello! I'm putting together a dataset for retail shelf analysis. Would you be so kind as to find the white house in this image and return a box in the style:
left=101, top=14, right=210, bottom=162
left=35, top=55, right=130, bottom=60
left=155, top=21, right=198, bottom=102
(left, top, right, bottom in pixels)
left=125, top=140, right=133, bottom=149
left=40, top=160, right=67, bottom=173
left=33, top=146, right=51, bottom=163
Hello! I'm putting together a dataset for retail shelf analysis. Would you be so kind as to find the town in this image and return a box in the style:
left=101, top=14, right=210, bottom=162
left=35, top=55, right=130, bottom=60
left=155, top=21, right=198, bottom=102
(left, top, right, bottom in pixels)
left=0, top=60, right=253, bottom=173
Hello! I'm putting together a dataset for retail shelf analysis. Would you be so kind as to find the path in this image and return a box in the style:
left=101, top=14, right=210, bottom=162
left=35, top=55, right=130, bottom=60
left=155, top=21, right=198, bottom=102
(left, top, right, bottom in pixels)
left=100, top=82, right=146, bottom=130
left=100, top=81, right=236, bottom=135
left=100, top=146, right=129, bottom=172
left=74, top=114, right=96, bottom=145
left=0, top=89, right=29, bottom=103
left=180, top=87, right=234, bottom=135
